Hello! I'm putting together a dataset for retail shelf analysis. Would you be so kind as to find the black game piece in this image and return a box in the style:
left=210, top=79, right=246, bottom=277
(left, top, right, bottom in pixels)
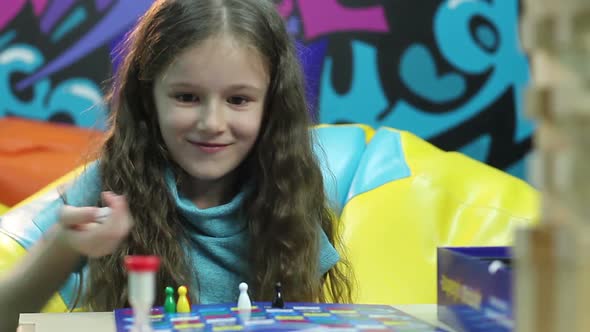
left=271, top=282, right=284, bottom=308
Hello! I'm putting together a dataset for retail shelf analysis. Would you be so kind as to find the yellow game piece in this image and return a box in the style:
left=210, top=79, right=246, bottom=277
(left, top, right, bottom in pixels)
left=177, top=285, right=191, bottom=313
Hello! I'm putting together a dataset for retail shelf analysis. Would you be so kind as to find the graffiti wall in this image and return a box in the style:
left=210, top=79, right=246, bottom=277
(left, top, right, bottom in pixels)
left=0, top=0, right=534, bottom=179
left=0, top=0, right=152, bottom=129
left=281, top=0, right=534, bottom=179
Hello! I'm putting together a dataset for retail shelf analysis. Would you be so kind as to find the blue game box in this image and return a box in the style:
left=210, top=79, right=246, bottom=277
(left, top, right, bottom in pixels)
left=437, top=246, right=513, bottom=332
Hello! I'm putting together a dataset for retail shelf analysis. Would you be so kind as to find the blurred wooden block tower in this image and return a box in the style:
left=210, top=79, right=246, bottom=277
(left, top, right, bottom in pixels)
left=516, top=0, right=590, bottom=331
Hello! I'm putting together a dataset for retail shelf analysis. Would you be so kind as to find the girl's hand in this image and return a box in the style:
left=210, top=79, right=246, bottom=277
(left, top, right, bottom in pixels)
left=57, top=192, right=133, bottom=258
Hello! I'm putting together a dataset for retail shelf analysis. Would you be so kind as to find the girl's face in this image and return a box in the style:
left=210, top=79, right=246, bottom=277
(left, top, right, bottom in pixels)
left=153, top=34, right=269, bottom=189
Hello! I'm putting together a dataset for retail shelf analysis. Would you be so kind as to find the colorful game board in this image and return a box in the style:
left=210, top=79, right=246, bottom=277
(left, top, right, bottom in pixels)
left=114, top=302, right=449, bottom=331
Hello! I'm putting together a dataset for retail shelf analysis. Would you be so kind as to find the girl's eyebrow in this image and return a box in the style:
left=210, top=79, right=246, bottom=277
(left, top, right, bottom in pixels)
left=168, top=81, right=265, bottom=94
left=167, top=81, right=200, bottom=89
left=226, top=84, right=264, bottom=93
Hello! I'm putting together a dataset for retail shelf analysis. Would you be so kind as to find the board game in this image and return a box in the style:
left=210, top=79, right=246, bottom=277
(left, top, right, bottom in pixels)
left=114, top=302, right=449, bottom=331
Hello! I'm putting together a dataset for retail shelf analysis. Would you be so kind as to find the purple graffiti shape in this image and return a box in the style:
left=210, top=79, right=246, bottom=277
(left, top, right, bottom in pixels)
left=276, top=0, right=294, bottom=18
left=95, top=0, right=114, bottom=12
left=17, top=0, right=154, bottom=91
left=297, top=0, right=389, bottom=40
left=0, top=0, right=27, bottom=30
left=32, top=0, right=49, bottom=16
left=40, top=0, right=77, bottom=34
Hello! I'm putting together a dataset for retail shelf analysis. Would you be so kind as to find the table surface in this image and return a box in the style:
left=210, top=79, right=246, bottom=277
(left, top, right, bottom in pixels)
left=19, top=304, right=456, bottom=332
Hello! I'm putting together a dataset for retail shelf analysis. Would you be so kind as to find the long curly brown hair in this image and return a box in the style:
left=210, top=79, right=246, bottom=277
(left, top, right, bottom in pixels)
left=82, top=0, right=353, bottom=310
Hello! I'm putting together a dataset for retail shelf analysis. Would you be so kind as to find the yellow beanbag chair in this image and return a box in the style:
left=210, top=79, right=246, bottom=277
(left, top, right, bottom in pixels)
left=0, top=204, right=8, bottom=216
left=0, top=165, right=87, bottom=312
left=313, top=124, right=538, bottom=304
left=0, top=124, right=539, bottom=311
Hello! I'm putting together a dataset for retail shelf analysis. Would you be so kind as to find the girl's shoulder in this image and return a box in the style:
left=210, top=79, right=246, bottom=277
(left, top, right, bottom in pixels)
left=318, top=228, right=339, bottom=275
left=0, top=161, right=103, bottom=249
left=60, top=161, right=102, bottom=207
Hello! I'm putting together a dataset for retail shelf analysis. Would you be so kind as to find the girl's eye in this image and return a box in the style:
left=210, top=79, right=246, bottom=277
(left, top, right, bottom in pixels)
left=175, top=93, right=199, bottom=103
left=227, top=96, right=248, bottom=105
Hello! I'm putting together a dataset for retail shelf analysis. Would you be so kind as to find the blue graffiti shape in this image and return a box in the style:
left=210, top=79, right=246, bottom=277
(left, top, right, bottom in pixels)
left=319, top=40, right=479, bottom=138
left=0, top=44, right=107, bottom=129
left=399, top=44, right=466, bottom=103
left=319, top=41, right=389, bottom=128
left=471, top=15, right=499, bottom=53
left=47, top=79, right=107, bottom=129
left=0, top=45, right=51, bottom=118
left=431, top=0, right=534, bottom=144
left=433, top=0, right=529, bottom=106
left=17, top=0, right=154, bottom=90
left=50, top=5, right=88, bottom=43
left=298, top=38, right=329, bottom=117
left=0, top=30, right=17, bottom=50
left=318, top=0, right=534, bottom=178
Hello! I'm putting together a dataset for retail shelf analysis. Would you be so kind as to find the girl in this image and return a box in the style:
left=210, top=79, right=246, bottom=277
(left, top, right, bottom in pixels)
left=0, top=0, right=353, bottom=326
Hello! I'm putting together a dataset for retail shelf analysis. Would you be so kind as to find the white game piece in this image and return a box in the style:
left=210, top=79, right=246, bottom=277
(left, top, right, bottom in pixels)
left=488, top=260, right=505, bottom=274
left=95, top=207, right=112, bottom=223
left=125, top=256, right=161, bottom=332
left=237, top=282, right=252, bottom=310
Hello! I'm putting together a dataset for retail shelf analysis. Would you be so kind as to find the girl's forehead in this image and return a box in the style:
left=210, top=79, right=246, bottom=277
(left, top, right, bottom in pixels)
left=158, top=35, right=269, bottom=87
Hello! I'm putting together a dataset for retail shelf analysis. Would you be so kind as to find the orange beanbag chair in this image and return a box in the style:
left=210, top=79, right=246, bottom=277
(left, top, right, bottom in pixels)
left=0, top=117, right=104, bottom=207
